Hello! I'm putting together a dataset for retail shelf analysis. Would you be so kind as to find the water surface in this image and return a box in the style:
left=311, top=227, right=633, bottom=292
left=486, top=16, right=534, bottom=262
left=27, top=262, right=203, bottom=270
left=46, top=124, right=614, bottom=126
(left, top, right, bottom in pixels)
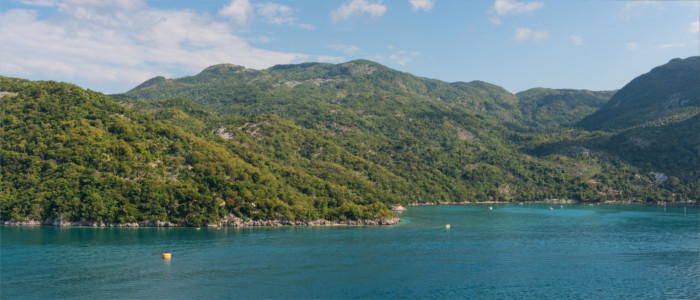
left=2, top=204, right=698, bottom=299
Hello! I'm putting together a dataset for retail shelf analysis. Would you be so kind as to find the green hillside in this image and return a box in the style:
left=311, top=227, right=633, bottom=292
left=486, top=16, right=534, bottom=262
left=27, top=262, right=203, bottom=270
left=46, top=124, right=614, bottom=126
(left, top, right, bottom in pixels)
left=0, top=77, right=398, bottom=224
left=517, top=88, right=614, bottom=128
left=122, top=59, right=697, bottom=204
left=578, top=56, right=699, bottom=131
left=591, top=111, right=700, bottom=186
left=123, top=60, right=526, bottom=129
left=2, top=57, right=697, bottom=225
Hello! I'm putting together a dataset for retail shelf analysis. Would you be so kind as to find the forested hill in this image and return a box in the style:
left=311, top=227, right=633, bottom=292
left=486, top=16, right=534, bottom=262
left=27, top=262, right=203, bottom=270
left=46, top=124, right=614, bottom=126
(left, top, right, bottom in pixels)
left=123, top=60, right=527, bottom=130
left=516, top=88, right=615, bottom=129
left=1, top=57, right=698, bottom=225
left=122, top=57, right=697, bottom=203
left=578, top=56, right=700, bottom=131
left=0, top=77, right=399, bottom=224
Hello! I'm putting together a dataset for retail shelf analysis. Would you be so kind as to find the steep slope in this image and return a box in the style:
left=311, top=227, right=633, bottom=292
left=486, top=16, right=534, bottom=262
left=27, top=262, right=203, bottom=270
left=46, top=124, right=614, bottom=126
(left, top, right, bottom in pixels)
left=449, top=80, right=522, bottom=128
left=122, top=61, right=590, bottom=203
left=593, top=111, right=700, bottom=185
left=121, top=60, right=697, bottom=204
left=122, top=60, right=525, bottom=128
left=0, top=77, right=397, bottom=224
left=517, top=88, right=614, bottom=128
left=4, top=56, right=695, bottom=227
left=578, top=56, right=700, bottom=131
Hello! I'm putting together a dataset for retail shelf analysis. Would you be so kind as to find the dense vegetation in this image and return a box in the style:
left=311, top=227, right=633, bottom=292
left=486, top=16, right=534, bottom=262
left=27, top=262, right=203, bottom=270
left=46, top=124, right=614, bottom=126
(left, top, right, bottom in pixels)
left=579, top=56, right=699, bottom=131
left=516, top=88, right=614, bottom=128
left=0, top=78, right=396, bottom=224
left=2, top=56, right=698, bottom=225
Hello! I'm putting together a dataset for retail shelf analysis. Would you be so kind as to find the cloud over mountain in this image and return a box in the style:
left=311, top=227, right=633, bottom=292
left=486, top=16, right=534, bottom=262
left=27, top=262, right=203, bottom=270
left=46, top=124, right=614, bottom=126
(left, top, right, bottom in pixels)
left=331, top=0, right=387, bottom=21
left=0, top=0, right=307, bottom=93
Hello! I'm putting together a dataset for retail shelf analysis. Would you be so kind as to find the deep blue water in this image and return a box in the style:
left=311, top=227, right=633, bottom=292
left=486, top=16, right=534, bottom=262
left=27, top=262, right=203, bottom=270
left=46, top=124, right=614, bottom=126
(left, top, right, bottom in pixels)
left=2, top=204, right=698, bottom=299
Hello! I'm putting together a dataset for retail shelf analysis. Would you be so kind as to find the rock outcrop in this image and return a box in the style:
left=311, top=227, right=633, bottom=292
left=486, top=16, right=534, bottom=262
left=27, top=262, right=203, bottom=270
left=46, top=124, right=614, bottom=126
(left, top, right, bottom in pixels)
left=1, top=216, right=401, bottom=227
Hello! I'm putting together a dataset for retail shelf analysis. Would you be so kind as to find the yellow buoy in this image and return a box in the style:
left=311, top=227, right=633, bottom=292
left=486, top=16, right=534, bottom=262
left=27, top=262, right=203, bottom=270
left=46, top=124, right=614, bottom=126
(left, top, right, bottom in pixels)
left=162, top=253, right=172, bottom=260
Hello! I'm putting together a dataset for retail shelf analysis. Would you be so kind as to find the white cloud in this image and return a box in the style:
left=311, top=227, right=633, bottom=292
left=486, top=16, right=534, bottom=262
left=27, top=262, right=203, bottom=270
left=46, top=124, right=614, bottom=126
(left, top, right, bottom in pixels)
left=299, top=23, right=315, bottom=30
left=366, top=48, right=417, bottom=66
left=19, top=0, right=59, bottom=6
left=619, top=2, right=664, bottom=20
left=489, top=0, right=543, bottom=24
left=690, top=21, right=700, bottom=34
left=251, top=35, right=274, bottom=43
left=328, top=44, right=362, bottom=55
left=389, top=49, right=419, bottom=66
left=331, top=0, right=387, bottom=22
left=218, top=0, right=254, bottom=26
left=491, top=0, right=543, bottom=16
left=217, top=0, right=313, bottom=29
left=658, top=43, right=686, bottom=49
left=256, top=2, right=296, bottom=25
left=626, top=42, right=639, bottom=51
left=0, top=3, right=308, bottom=93
left=511, top=28, right=549, bottom=42
left=569, top=35, right=583, bottom=46
left=409, top=0, right=434, bottom=12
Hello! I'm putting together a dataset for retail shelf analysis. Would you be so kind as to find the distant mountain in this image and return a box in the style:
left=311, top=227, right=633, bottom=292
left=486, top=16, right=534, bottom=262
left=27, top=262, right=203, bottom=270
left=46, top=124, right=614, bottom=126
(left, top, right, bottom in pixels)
left=449, top=80, right=522, bottom=128
left=2, top=57, right=697, bottom=225
left=120, top=59, right=697, bottom=204
left=578, top=56, right=700, bottom=131
left=122, top=59, right=526, bottom=129
left=516, top=88, right=614, bottom=129
left=122, top=60, right=566, bottom=203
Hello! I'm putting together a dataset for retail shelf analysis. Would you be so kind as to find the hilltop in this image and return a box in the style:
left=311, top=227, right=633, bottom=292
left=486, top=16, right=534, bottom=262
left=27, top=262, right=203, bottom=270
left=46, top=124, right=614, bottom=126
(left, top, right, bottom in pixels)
left=579, top=56, right=700, bottom=131
left=1, top=57, right=698, bottom=226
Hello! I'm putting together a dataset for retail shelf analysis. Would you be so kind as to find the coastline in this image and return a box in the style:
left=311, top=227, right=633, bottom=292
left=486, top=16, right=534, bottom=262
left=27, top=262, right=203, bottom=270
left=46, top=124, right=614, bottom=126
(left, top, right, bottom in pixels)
left=3, top=200, right=696, bottom=228
left=0, top=216, right=401, bottom=228
left=407, top=201, right=509, bottom=206
left=407, top=199, right=698, bottom=207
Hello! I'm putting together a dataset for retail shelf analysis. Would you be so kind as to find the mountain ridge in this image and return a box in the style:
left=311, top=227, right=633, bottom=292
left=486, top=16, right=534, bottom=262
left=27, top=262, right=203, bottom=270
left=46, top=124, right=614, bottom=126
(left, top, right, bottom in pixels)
left=2, top=56, right=697, bottom=226
left=578, top=56, right=700, bottom=131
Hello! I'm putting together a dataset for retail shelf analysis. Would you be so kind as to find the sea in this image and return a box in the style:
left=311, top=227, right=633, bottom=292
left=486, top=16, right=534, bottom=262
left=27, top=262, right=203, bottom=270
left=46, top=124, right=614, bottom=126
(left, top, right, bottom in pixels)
left=2, top=203, right=698, bottom=299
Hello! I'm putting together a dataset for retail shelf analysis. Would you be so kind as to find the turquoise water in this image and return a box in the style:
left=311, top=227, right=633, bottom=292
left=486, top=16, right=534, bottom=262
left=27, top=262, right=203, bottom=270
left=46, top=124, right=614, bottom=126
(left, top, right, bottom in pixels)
left=2, top=204, right=698, bottom=299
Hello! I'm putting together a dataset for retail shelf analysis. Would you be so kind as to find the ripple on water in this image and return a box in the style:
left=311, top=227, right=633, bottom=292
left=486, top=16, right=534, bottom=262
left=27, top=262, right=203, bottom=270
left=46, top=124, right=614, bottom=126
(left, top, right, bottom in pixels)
left=1, top=204, right=698, bottom=299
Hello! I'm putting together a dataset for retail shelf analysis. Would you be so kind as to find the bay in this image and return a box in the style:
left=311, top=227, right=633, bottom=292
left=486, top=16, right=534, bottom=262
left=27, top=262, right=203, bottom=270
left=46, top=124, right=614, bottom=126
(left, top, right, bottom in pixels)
left=2, top=204, right=698, bottom=299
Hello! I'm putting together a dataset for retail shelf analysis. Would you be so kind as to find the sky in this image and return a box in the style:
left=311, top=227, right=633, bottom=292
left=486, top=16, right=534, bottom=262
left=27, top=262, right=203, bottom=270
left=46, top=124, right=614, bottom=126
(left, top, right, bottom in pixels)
left=1, top=0, right=698, bottom=94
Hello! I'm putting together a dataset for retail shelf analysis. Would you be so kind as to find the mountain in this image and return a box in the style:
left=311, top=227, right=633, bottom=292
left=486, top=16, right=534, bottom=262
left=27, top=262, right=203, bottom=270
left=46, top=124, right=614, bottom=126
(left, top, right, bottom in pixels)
left=578, top=56, right=700, bottom=131
left=516, top=88, right=614, bottom=128
left=0, top=77, right=400, bottom=224
left=122, top=60, right=526, bottom=129
left=2, top=58, right=697, bottom=225
left=121, top=59, right=697, bottom=204
left=586, top=109, right=700, bottom=186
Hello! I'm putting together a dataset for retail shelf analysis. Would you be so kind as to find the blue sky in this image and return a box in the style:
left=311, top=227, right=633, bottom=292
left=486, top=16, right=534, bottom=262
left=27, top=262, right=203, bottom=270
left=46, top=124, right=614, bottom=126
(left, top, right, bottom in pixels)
left=1, top=0, right=698, bottom=94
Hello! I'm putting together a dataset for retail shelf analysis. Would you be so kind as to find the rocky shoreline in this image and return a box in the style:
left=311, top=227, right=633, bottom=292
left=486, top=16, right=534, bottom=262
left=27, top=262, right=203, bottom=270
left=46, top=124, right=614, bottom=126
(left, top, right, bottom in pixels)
left=407, top=200, right=509, bottom=206
left=407, top=199, right=698, bottom=207
left=0, top=216, right=401, bottom=227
